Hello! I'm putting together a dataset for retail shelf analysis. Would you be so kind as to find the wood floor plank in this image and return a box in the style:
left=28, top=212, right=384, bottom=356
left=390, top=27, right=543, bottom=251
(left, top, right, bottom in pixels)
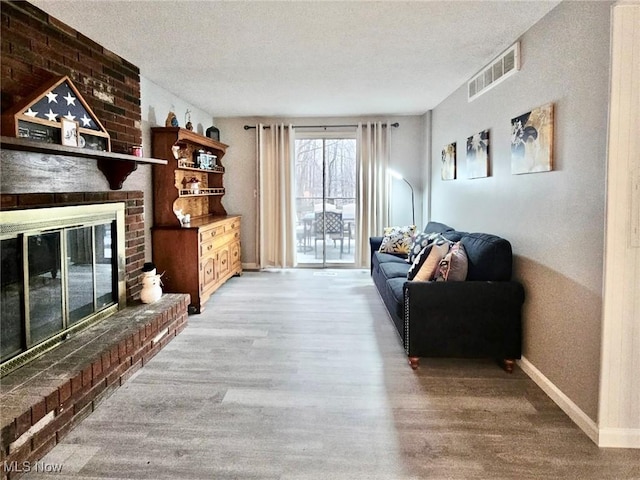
left=23, top=269, right=640, bottom=479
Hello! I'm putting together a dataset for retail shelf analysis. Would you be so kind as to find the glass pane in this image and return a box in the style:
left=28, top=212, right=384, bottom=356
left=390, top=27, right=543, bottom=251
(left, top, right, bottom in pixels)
left=28, top=232, right=63, bottom=344
left=1, top=237, right=24, bottom=361
left=294, top=139, right=323, bottom=262
left=94, top=223, right=116, bottom=309
left=67, top=227, right=95, bottom=324
left=324, top=138, right=356, bottom=265
left=294, top=137, right=356, bottom=266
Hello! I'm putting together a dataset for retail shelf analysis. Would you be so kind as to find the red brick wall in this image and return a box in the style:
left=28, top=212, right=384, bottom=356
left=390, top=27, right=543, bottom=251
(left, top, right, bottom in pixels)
left=0, top=192, right=146, bottom=302
left=1, top=0, right=142, bottom=153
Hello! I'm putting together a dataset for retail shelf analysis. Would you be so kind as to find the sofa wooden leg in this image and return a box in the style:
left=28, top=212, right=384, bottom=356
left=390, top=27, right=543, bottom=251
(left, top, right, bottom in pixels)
left=503, top=359, right=515, bottom=373
left=408, top=357, right=420, bottom=370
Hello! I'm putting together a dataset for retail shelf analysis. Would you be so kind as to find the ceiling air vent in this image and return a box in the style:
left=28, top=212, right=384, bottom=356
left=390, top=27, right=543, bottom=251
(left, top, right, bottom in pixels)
left=468, top=42, right=520, bottom=102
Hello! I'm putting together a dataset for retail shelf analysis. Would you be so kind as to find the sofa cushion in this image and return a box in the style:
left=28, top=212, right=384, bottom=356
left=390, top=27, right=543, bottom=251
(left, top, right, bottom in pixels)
left=414, top=240, right=451, bottom=281
left=379, top=225, right=417, bottom=255
left=372, top=251, right=408, bottom=274
left=442, top=230, right=465, bottom=242
left=435, top=241, right=468, bottom=282
left=408, top=231, right=441, bottom=263
left=379, top=261, right=410, bottom=280
left=423, top=221, right=455, bottom=235
left=407, top=243, right=433, bottom=280
left=461, top=233, right=513, bottom=281
left=386, top=277, right=406, bottom=316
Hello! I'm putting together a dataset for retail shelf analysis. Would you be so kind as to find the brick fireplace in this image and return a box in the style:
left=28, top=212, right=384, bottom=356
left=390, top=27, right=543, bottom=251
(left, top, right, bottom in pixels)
left=0, top=3, right=190, bottom=477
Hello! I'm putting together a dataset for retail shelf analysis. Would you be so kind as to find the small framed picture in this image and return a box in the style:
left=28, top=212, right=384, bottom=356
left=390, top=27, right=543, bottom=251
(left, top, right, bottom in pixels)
left=60, top=118, right=79, bottom=147
left=441, top=142, right=456, bottom=180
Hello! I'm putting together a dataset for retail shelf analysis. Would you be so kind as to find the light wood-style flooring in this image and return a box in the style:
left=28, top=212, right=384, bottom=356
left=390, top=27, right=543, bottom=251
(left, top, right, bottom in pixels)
left=26, top=269, right=640, bottom=479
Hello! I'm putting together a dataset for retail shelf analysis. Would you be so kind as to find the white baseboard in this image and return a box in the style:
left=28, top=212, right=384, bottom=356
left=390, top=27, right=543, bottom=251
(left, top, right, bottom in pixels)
left=598, top=428, right=640, bottom=449
left=241, top=262, right=259, bottom=271
left=518, top=356, right=599, bottom=445
left=519, top=357, right=640, bottom=448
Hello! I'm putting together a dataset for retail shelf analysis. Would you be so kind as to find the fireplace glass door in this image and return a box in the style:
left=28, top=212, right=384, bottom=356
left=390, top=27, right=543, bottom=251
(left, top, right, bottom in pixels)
left=1, top=204, right=125, bottom=372
left=27, top=231, right=64, bottom=345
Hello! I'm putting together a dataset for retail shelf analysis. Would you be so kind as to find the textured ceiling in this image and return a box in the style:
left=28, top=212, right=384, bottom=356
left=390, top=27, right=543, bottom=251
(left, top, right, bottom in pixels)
left=29, top=0, right=561, bottom=118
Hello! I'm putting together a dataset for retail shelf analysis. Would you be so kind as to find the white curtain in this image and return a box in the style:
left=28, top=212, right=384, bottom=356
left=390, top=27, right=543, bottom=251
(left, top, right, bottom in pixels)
left=257, top=123, right=297, bottom=268
left=355, top=122, right=390, bottom=268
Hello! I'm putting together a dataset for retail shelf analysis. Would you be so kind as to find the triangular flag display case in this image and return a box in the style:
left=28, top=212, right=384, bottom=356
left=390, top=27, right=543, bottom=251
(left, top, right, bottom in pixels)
left=1, top=75, right=111, bottom=151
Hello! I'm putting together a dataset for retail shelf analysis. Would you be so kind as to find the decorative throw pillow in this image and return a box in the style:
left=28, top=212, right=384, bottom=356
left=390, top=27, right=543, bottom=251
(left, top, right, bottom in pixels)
left=413, top=239, right=451, bottom=281
left=407, top=243, right=434, bottom=280
left=378, top=225, right=417, bottom=255
left=435, top=241, right=468, bottom=282
left=408, top=231, right=442, bottom=264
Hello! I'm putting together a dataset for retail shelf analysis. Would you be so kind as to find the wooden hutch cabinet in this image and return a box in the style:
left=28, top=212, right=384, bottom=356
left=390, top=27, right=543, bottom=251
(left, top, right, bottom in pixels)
left=151, top=127, right=241, bottom=313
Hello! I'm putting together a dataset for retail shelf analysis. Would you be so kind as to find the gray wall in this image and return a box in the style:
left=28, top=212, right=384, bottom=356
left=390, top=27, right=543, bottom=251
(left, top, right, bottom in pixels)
left=429, top=1, right=612, bottom=421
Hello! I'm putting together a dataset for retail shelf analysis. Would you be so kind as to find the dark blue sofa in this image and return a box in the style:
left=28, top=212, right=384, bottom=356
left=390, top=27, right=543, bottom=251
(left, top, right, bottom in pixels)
left=370, top=221, right=524, bottom=371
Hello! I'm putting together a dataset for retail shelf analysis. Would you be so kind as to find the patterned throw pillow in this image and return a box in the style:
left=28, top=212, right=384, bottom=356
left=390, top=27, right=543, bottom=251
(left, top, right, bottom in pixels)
left=378, top=225, right=417, bottom=255
left=407, top=243, right=434, bottom=280
left=435, top=241, right=468, bottom=282
left=414, top=240, right=451, bottom=281
left=408, top=232, right=444, bottom=264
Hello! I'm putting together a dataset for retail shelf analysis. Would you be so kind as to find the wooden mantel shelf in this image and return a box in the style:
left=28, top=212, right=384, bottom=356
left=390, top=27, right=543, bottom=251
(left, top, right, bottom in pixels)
left=0, top=136, right=168, bottom=190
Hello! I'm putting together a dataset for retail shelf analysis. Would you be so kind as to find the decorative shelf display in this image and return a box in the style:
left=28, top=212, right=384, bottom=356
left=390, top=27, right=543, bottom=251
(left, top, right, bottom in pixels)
left=0, top=136, right=167, bottom=190
left=0, top=75, right=163, bottom=190
left=1, top=75, right=111, bottom=151
left=179, top=187, right=226, bottom=197
left=177, top=158, right=225, bottom=173
left=150, top=127, right=241, bottom=313
left=151, top=127, right=229, bottom=227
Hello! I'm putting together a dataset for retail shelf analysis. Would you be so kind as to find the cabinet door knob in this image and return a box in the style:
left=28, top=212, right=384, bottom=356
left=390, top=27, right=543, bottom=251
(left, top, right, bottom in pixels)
left=207, top=245, right=212, bottom=251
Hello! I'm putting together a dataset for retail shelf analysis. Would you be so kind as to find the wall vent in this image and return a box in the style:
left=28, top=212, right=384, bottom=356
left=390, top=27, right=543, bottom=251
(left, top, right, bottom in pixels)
left=468, top=42, right=520, bottom=102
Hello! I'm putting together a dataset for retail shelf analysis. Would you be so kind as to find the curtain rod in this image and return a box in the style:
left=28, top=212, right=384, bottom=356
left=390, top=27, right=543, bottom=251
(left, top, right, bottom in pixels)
left=243, top=122, right=399, bottom=130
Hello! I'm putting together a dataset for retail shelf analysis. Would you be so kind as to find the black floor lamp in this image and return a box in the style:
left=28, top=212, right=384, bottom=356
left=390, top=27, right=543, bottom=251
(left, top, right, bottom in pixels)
left=388, top=169, right=415, bottom=225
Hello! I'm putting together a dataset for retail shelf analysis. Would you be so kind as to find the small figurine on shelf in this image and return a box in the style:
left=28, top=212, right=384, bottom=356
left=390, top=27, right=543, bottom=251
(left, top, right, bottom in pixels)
left=165, top=111, right=179, bottom=127
left=185, top=176, right=200, bottom=194
left=185, top=109, right=193, bottom=131
left=206, top=125, right=220, bottom=141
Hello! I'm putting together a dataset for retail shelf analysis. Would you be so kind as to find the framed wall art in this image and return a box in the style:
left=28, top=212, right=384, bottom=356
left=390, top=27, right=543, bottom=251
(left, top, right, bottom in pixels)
left=511, top=102, right=554, bottom=174
left=466, top=129, right=490, bottom=178
left=441, top=142, right=456, bottom=180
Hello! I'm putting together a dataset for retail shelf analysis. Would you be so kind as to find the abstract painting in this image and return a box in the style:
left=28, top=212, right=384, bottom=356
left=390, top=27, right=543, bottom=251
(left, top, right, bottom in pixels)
left=511, top=103, right=554, bottom=174
left=466, top=129, right=489, bottom=178
left=441, top=142, right=456, bottom=180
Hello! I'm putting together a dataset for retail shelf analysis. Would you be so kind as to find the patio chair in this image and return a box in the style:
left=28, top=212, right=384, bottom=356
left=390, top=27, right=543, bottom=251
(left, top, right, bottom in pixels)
left=314, top=211, right=344, bottom=259
left=296, top=215, right=313, bottom=252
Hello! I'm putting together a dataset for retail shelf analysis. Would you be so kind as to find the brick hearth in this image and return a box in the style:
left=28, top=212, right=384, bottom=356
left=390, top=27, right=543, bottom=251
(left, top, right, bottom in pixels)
left=0, top=294, right=190, bottom=480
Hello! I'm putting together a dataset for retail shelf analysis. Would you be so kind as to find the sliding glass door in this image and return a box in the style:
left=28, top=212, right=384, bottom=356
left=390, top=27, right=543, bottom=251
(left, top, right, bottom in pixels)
left=294, top=134, right=357, bottom=267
